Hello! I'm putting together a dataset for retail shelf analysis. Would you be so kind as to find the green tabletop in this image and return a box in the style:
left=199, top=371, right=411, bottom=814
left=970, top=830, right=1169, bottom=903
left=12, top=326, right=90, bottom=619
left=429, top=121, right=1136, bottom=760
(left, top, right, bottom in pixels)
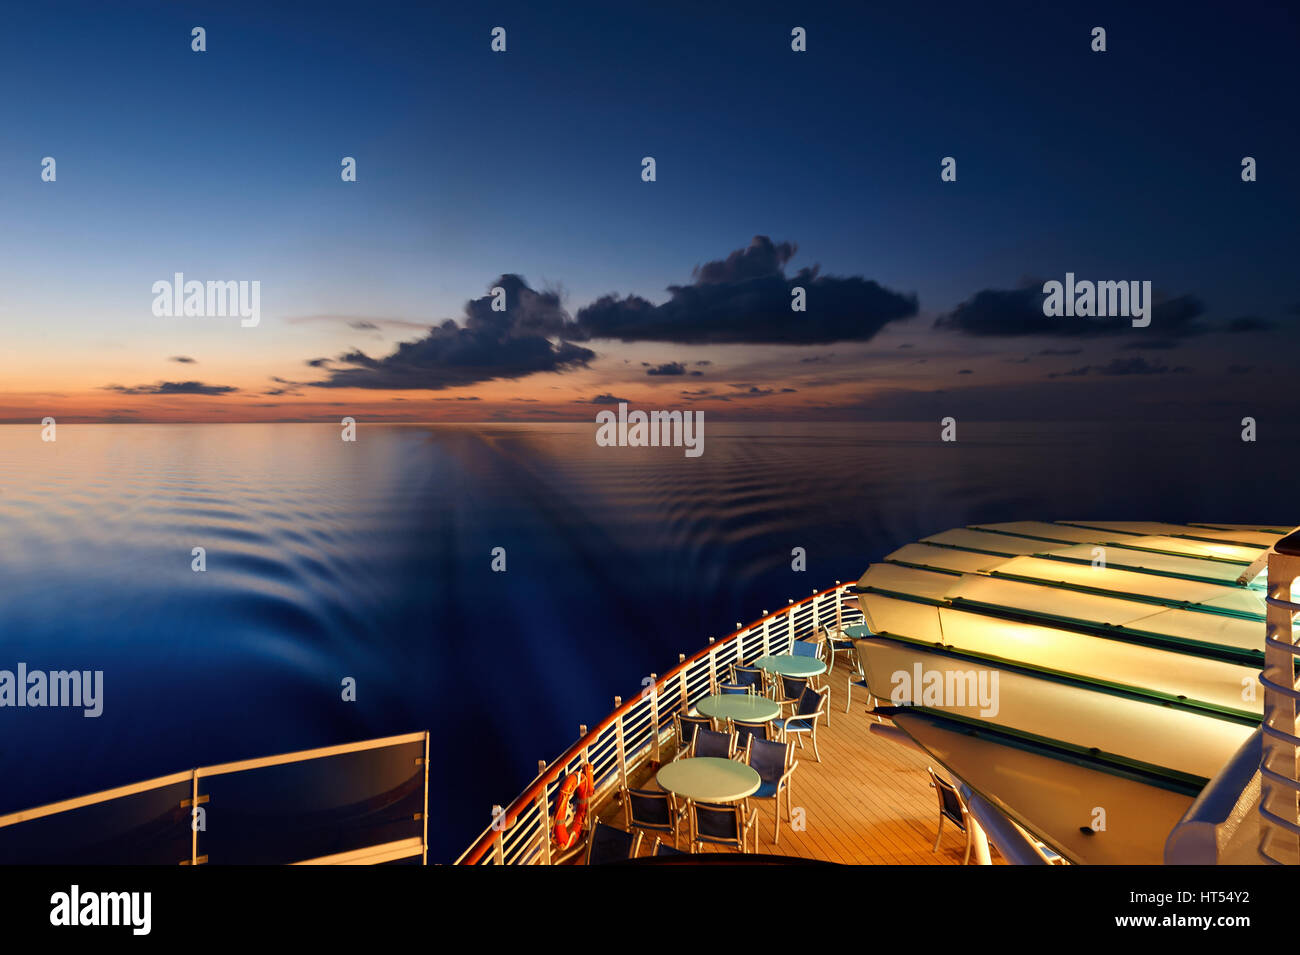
left=844, top=624, right=871, bottom=639
left=696, top=693, right=781, bottom=722
left=754, top=654, right=827, bottom=677
left=656, top=757, right=761, bottom=803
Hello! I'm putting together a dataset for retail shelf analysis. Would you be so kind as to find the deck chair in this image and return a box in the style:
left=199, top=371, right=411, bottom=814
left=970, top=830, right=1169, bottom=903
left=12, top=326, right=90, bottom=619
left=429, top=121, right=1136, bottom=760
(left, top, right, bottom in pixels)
left=928, top=767, right=973, bottom=865
left=585, top=820, right=636, bottom=865
left=731, top=718, right=769, bottom=753
left=743, top=736, right=798, bottom=845
left=691, top=727, right=736, bottom=760
left=651, top=836, right=687, bottom=856
left=674, top=713, right=713, bottom=760
left=688, top=800, right=759, bottom=853
left=774, top=685, right=829, bottom=761
left=622, top=786, right=686, bottom=853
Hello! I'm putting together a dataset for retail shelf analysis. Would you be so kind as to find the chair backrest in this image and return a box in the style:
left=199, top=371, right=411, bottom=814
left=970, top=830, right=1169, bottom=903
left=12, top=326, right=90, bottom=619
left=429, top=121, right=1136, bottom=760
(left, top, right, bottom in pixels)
left=780, top=674, right=809, bottom=701
left=625, top=788, right=673, bottom=830
left=677, top=713, right=712, bottom=748
left=790, top=640, right=819, bottom=659
left=692, top=801, right=743, bottom=846
left=652, top=837, right=686, bottom=856
left=795, top=685, right=824, bottom=716
left=691, top=728, right=734, bottom=759
left=928, top=767, right=967, bottom=829
left=732, top=719, right=769, bottom=750
left=586, top=821, right=636, bottom=865
left=718, top=682, right=749, bottom=696
left=746, top=736, right=792, bottom=784
left=732, top=665, right=763, bottom=689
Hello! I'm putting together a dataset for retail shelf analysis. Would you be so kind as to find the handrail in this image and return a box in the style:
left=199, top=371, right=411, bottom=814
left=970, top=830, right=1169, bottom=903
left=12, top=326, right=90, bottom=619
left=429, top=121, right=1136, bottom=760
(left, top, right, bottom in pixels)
left=454, top=581, right=863, bottom=865
left=0, top=732, right=430, bottom=866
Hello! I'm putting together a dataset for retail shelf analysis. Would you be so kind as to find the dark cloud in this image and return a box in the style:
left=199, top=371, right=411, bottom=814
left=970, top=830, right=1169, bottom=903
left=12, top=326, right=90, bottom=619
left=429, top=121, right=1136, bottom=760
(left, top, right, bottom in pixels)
left=958, top=369, right=973, bottom=374
left=571, top=236, right=917, bottom=345
left=1226, top=315, right=1275, bottom=333
left=349, top=321, right=380, bottom=331
left=936, top=286, right=1205, bottom=338
left=169, top=356, right=196, bottom=364
left=1049, top=357, right=1190, bottom=378
left=646, top=362, right=687, bottom=376
left=1039, top=348, right=1082, bottom=355
left=305, top=357, right=333, bottom=367
left=103, top=381, right=238, bottom=395
left=1122, top=339, right=1180, bottom=350
left=311, top=275, right=595, bottom=390
left=591, top=393, right=629, bottom=404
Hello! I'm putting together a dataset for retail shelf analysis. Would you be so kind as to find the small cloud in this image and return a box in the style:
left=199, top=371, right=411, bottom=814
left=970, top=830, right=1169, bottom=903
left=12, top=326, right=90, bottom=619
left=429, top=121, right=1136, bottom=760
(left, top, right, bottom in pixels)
left=305, top=357, right=333, bottom=368
left=647, top=362, right=687, bottom=376
left=1049, top=357, right=1190, bottom=378
left=102, top=380, right=238, bottom=396
left=169, top=356, right=197, bottom=364
left=591, top=393, right=629, bottom=404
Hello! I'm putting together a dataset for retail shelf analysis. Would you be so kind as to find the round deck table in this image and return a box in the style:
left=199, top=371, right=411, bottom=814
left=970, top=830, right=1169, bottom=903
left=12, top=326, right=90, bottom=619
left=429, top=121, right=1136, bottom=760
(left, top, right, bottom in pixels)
left=754, top=654, right=827, bottom=678
left=696, top=693, right=781, bottom=723
left=656, top=757, right=761, bottom=803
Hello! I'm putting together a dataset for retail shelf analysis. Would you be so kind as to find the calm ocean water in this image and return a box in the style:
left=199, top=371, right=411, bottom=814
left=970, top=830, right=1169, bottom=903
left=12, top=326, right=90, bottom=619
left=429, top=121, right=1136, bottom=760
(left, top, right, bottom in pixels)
left=0, top=421, right=1293, bottom=860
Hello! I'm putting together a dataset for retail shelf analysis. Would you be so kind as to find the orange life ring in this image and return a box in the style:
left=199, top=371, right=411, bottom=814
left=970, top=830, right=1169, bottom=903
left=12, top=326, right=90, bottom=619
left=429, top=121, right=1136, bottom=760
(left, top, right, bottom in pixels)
left=552, top=763, right=595, bottom=850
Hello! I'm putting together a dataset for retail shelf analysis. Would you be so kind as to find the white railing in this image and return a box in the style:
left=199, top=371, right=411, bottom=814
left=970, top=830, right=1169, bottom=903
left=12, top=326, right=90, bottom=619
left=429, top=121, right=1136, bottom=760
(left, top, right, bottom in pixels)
left=455, top=581, right=863, bottom=865
left=1260, top=539, right=1300, bottom=864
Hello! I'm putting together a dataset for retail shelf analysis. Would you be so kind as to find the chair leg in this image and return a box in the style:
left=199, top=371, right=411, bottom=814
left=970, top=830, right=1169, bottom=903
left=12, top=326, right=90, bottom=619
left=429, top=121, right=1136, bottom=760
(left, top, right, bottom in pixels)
left=845, top=676, right=852, bottom=714
left=774, top=796, right=781, bottom=845
left=962, top=827, right=972, bottom=865
left=811, top=728, right=821, bottom=762
left=933, top=816, right=944, bottom=852
left=632, top=831, right=644, bottom=857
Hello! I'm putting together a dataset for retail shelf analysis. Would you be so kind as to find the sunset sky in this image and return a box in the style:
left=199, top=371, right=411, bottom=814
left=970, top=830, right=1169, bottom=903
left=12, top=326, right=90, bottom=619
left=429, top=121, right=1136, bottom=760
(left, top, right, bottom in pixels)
left=2, top=0, right=1296, bottom=423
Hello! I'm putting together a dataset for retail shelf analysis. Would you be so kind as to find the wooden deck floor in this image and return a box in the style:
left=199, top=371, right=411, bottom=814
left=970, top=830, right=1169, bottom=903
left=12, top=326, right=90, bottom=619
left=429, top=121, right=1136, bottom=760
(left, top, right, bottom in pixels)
left=590, top=658, right=999, bottom=864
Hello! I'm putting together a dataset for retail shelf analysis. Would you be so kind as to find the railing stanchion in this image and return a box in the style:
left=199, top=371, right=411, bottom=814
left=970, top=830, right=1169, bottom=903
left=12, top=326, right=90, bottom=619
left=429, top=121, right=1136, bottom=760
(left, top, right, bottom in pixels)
left=678, top=655, right=689, bottom=713
left=648, top=674, right=661, bottom=762
left=761, top=617, right=771, bottom=656
left=707, top=638, right=718, bottom=694
left=536, top=767, right=551, bottom=866
left=492, top=806, right=505, bottom=864
left=422, top=732, right=430, bottom=866
left=835, top=580, right=844, bottom=636
left=613, top=698, right=628, bottom=791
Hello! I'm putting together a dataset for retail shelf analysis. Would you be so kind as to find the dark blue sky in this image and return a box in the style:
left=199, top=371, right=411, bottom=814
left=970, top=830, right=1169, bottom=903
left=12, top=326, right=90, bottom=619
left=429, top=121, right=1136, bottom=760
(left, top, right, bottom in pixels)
left=1, top=0, right=1296, bottom=420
